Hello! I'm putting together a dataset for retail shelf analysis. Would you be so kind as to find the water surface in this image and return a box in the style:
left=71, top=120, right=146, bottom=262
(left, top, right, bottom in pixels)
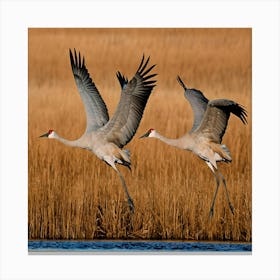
left=29, top=240, right=252, bottom=253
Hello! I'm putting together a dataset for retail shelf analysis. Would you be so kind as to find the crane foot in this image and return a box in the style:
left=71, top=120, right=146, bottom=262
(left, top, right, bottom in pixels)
left=208, top=208, right=214, bottom=219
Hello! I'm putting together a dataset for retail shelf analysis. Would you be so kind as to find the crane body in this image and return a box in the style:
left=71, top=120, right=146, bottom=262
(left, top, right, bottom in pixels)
left=140, top=76, right=247, bottom=217
left=40, top=49, right=156, bottom=213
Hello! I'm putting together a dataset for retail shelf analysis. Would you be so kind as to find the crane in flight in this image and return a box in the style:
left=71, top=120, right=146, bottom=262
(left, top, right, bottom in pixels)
left=140, top=76, right=247, bottom=218
left=40, top=49, right=157, bottom=213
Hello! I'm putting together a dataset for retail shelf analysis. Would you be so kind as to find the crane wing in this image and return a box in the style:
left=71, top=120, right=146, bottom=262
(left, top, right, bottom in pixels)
left=100, top=55, right=156, bottom=148
left=177, top=76, right=209, bottom=132
left=69, top=49, right=109, bottom=132
left=193, top=99, right=247, bottom=143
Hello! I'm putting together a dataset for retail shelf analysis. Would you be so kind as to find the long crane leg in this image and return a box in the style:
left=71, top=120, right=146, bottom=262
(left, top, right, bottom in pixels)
left=115, top=168, right=135, bottom=213
left=105, top=157, right=135, bottom=213
left=217, top=170, right=234, bottom=215
left=206, top=161, right=220, bottom=218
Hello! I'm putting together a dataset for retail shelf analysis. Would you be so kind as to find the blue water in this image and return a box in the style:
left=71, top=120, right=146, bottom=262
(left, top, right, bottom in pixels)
left=28, top=240, right=251, bottom=253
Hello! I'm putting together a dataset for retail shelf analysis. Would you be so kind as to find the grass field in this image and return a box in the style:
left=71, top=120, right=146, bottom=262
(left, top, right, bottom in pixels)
left=28, top=28, right=252, bottom=241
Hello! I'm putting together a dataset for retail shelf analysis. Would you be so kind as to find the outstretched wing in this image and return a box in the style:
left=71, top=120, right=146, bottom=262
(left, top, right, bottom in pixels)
left=177, top=76, right=209, bottom=132
left=70, top=49, right=109, bottom=132
left=100, top=55, right=157, bottom=148
left=193, top=99, right=247, bottom=143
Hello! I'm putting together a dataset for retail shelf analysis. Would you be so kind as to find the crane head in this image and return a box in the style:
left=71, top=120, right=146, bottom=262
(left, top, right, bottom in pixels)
left=139, top=128, right=155, bottom=138
left=39, top=129, right=55, bottom=138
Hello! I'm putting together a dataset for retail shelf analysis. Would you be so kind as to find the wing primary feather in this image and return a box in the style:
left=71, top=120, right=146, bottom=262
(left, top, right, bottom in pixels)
left=77, top=51, right=79, bottom=67
left=177, top=75, right=187, bottom=90
left=143, top=73, right=157, bottom=80
left=141, top=64, right=156, bottom=77
left=139, top=56, right=150, bottom=74
left=116, top=71, right=128, bottom=89
left=233, top=104, right=248, bottom=124
left=74, top=48, right=78, bottom=67
left=179, top=77, right=209, bottom=132
left=194, top=99, right=248, bottom=143
left=143, top=79, right=157, bottom=86
left=212, top=100, right=248, bottom=125
left=100, top=55, right=156, bottom=147
left=136, top=54, right=145, bottom=72
left=69, top=49, right=74, bottom=71
left=69, top=48, right=109, bottom=132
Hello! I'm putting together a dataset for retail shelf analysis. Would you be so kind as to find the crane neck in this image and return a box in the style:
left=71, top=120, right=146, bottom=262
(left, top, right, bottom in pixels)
left=52, top=132, right=82, bottom=148
left=152, top=131, right=183, bottom=149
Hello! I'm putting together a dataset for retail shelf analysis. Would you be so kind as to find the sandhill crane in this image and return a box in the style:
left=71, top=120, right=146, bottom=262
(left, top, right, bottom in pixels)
left=140, top=76, right=247, bottom=217
left=40, top=49, right=156, bottom=213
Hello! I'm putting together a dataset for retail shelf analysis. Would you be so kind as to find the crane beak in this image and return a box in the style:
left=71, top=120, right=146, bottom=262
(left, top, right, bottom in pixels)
left=139, top=131, right=149, bottom=139
left=39, top=132, right=49, bottom=138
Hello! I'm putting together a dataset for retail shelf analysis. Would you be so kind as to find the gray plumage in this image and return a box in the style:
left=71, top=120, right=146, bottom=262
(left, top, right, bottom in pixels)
left=140, top=76, right=247, bottom=217
left=194, top=99, right=247, bottom=144
left=177, top=76, right=209, bottom=132
left=70, top=49, right=109, bottom=132
left=40, top=49, right=157, bottom=213
left=100, top=56, right=156, bottom=148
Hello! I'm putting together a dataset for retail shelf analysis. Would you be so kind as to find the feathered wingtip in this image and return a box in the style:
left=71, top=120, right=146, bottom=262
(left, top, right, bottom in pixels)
left=177, top=75, right=187, bottom=90
left=136, top=54, right=157, bottom=89
left=210, top=99, right=248, bottom=125
left=235, top=104, right=248, bottom=125
left=116, top=71, right=128, bottom=89
left=69, top=48, right=85, bottom=70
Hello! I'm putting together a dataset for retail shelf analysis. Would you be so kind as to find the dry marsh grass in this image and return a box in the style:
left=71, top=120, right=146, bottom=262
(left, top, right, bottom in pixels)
left=28, top=28, right=251, bottom=241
